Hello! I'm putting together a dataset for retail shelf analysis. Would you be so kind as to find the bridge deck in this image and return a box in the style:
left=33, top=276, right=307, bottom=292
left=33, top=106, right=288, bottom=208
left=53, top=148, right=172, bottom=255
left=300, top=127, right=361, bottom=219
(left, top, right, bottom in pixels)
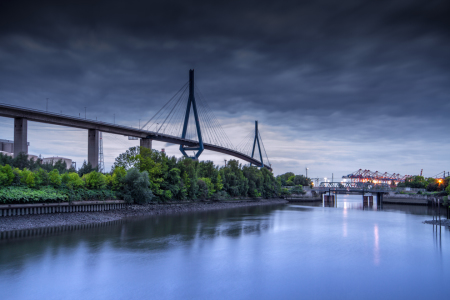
left=0, top=103, right=271, bottom=169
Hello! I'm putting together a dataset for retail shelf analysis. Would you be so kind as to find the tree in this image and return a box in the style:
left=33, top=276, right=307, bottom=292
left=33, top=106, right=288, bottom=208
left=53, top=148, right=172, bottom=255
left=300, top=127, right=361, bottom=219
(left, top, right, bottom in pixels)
left=293, top=175, right=311, bottom=186
left=119, top=168, right=154, bottom=204
left=277, top=172, right=295, bottom=186
left=113, top=146, right=140, bottom=170
left=243, top=166, right=263, bottom=197
left=198, top=177, right=215, bottom=198
left=78, top=161, right=97, bottom=177
left=291, top=185, right=305, bottom=195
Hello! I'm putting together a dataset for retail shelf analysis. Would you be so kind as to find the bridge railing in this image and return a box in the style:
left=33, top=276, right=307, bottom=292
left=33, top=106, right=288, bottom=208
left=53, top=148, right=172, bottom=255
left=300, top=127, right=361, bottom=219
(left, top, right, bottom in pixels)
left=316, top=182, right=391, bottom=191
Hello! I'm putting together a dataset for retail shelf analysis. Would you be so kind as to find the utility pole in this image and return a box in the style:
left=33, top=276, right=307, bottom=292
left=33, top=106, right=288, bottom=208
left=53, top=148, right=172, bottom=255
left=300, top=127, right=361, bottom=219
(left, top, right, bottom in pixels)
left=84, top=107, right=86, bottom=119
left=46, top=98, right=48, bottom=111
left=224, top=159, right=227, bottom=167
left=114, top=114, right=115, bottom=124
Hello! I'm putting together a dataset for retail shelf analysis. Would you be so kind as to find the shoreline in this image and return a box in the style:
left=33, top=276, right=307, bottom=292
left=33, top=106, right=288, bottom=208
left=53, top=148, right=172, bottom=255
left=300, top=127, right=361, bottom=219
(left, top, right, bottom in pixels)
left=423, top=219, right=450, bottom=228
left=0, top=199, right=287, bottom=233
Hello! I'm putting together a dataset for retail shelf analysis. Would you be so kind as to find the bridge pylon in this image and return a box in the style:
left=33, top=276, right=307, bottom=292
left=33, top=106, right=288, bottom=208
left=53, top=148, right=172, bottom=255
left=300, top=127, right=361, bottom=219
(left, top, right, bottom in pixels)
left=251, top=120, right=264, bottom=168
left=179, top=69, right=204, bottom=160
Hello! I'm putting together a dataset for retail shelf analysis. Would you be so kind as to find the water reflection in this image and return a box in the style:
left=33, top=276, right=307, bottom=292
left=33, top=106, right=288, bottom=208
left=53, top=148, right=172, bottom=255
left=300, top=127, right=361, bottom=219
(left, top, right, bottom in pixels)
left=1, top=201, right=449, bottom=299
left=374, top=224, right=380, bottom=265
left=315, top=194, right=448, bottom=217
left=0, top=204, right=281, bottom=268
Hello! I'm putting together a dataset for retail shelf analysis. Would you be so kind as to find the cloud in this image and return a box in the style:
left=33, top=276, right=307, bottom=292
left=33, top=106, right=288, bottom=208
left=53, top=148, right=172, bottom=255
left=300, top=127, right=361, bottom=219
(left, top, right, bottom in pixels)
left=0, top=0, right=449, bottom=177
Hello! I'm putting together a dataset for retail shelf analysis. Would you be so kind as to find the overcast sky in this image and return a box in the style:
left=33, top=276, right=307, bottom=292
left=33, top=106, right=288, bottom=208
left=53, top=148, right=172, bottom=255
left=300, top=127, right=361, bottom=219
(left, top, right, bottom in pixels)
left=1, top=0, right=449, bottom=178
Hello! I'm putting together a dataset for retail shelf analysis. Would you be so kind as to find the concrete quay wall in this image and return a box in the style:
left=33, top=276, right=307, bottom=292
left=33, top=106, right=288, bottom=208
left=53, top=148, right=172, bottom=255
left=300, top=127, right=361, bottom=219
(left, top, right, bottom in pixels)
left=0, top=200, right=126, bottom=217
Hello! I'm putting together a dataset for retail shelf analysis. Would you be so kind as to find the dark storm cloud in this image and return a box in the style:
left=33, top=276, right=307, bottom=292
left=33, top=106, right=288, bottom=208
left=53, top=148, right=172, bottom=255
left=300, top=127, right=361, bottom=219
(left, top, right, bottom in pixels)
left=0, top=0, right=449, bottom=144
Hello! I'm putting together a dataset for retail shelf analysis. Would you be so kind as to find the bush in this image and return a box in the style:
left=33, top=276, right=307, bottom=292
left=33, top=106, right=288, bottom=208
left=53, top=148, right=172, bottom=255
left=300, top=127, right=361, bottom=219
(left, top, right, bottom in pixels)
left=48, top=169, right=62, bottom=187
left=0, top=164, right=14, bottom=186
left=62, top=172, right=85, bottom=189
left=291, top=185, right=306, bottom=195
left=83, top=171, right=107, bottom=189
left=119, top=168, right=154, bottom=204
left=281, top=188, right=291, bottom=196
left=110, top=166, right=127, bottom=191
left=0, top=186, right=68, bottom=203
left=34, top=168, right=49, bottom=186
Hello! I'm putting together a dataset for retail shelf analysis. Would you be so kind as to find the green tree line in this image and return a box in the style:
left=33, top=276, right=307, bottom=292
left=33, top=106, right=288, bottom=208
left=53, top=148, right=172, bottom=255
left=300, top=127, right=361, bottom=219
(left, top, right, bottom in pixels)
left=398, top=175, right=450, bottom=193
left=1, top=147, right=318, bottom=204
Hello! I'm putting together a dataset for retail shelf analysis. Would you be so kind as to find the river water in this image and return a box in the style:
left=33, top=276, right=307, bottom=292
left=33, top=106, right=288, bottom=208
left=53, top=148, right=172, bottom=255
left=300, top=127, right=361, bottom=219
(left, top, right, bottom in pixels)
left=0, top=195, right=449, bottom=299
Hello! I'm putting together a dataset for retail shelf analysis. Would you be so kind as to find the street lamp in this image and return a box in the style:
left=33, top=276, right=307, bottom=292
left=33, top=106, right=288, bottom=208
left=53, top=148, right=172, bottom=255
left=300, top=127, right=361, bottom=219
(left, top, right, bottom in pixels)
left=306, top=167, right=309, bottom=178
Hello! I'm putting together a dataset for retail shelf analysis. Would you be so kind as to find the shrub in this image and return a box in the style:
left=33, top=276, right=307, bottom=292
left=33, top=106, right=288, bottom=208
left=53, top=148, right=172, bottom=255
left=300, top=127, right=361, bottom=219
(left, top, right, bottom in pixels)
left=34, top=168, right=49, bottom=186
left=120, top=168, right=154, bottom=204
left=111, top=166, right=127, bottom=191
left=281, top=188, right=291, bottom=196
left=83, top=171, right=107, bottom=189
left=62, top=172, right=85, bottom=189
left=291, top=185, right=306, bottom=195
left=48, top=169, right=62, bottom=187
left=0, top=186, right=68, bottom=203
left=0, top=164, right=14, bottom=186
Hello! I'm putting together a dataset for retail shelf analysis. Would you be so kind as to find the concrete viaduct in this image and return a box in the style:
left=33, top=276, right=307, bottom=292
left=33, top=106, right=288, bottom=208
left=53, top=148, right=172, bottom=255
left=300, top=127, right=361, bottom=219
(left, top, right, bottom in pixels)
left=0, top=103, right=271, bottom=169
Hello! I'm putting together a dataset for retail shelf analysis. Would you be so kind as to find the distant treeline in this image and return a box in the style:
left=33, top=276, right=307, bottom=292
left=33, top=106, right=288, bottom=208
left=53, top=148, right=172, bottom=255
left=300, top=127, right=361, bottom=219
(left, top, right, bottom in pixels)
left=0, top=148, right=311, bottom=204
left=398, top=175, right=450, bottom=193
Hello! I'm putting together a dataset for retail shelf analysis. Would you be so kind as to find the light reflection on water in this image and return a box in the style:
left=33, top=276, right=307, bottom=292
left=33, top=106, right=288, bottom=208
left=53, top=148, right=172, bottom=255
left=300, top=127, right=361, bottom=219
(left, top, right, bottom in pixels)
left=0, top=202, right=449, bottom=300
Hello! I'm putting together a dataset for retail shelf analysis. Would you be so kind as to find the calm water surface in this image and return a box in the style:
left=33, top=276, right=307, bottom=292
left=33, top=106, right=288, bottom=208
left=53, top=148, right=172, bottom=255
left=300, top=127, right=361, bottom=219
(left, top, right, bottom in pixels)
left=0, top=195, right=449, bottom=300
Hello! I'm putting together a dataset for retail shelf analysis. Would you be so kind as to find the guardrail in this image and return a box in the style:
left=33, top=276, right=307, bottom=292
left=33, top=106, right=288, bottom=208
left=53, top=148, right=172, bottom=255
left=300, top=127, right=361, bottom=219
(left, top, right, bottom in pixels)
left=317, top=182, right=391, bottom=190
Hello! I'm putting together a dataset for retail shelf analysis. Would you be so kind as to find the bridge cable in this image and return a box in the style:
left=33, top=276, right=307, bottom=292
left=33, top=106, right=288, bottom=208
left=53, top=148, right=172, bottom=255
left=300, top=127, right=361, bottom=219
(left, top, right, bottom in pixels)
left=195, top=97, right=218, bottom=146
left=258, top=131, right=271, bottom=166
left=140, top=81, right=188, bottom=131
left=195, top=84, right=235, bottom=149
left=159, top=85, right=189, bottom=134
left=195, top=91, right=222, bottom=146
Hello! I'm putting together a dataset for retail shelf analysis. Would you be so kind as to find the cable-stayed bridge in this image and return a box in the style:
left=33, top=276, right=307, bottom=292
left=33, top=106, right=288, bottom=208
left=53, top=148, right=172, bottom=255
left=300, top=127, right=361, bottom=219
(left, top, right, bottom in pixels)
left=0, top=70, right=272, bottom=171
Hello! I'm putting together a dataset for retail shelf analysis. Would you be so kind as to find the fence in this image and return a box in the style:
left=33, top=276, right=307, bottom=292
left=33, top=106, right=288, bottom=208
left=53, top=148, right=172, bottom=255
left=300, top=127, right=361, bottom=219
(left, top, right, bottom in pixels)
left=0, top=200, right=126, bottom=217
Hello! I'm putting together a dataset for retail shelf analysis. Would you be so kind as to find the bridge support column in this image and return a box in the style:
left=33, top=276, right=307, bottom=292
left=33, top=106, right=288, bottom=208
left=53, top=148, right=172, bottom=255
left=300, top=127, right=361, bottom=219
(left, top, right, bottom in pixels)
left=88, top=129, right=99, bottom=168
left=14, top=118, right=28, bottom=157
left=140, top=138, right=152, bottom=150
left=376, top=192, right=383, bottom=209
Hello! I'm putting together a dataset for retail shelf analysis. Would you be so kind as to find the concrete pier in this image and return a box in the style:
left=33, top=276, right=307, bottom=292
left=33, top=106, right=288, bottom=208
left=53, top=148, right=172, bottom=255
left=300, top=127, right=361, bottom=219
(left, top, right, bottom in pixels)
left=14, top=118, right=28, bottom=157
left=140, top=138, right=152, bottom=149
left=88, top=129, right=99, bottom=168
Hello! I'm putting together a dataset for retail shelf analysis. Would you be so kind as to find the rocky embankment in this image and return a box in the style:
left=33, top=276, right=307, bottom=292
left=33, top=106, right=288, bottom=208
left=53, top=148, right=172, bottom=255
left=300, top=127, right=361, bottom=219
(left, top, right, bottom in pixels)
left=0, top=199, right=287, bottom=232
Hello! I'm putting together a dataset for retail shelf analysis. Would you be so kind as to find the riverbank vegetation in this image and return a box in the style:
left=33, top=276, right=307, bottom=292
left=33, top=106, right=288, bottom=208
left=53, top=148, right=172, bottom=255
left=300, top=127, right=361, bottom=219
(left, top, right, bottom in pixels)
left=0, top=148, right=312, bottom=205
left=397, top=175, right=450, bottom=194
